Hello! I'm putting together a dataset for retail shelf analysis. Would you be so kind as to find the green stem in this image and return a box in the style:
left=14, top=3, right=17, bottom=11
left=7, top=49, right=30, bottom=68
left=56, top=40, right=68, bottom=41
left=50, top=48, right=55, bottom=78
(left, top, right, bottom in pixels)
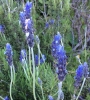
left=11, top=0, right=13, bottom=7
left=29, top=47, right=33, bottom=76
left=12, top=64, right=15, bottom=84
left=10, top=66, right=13, bottom=100
left=24, top=59, right=31, bottom=80
left=57, top=82, right=62, bottom=100
left=43, top=0, right=47, bottom=22
left=8, top=0, right=11, bottom=21
left=40, top=50, right=45, bottom=63
left=53, top=91, right=58, bottom=97
left=31, top=47, right=37, bottom=100
left=85, top=27, right=87, bottom=62
left=76, top=78, right=86, bottom=100
left=37, top=44, right=40, bottom=66
left=22, top=62, right=28, bottom=80
left=41, top=85, right=44, bottom=100
left=36, top=44, right=40, bottom=77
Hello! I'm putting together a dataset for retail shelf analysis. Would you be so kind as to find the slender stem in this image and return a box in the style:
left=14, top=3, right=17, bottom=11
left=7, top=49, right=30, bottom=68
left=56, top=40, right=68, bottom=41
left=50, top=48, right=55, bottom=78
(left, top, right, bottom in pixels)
left=11, top=0, right=13, bottom=7
left=43, top=0, right=47, bottom=22
left=3, top=34, right=6, bottom=41
left=76, top=78, right=86, bottom=100
left=53, top=0, right=56, bottom=9
left=29, top=47, right=33, bottom=76
left=8, top=0, right=11, bottom=21
left=53, top=91, right=58, bottom=97
left=37, top=44, right=40, bottom=66
left=85, top=27, right=87, bottom=62
left=41, top=85, right=44, bottom=100
left=36, top=44, right=40, bottom=77
left=12, top=64, right=15, bottom=84
left=24, top=59, right=31, bottom=80
left=71, top=89, right=76, bottom=100
left=61, top=39, right=63, bottom=46
left=57, top=82, right=62, bottom=100
left=0, top=96, right=4, bottom=100
left=10, top=66, right=13, bottom=100
left=31, top=47, right=37, bottom=100
left=40, top=50, right=45, bottom=63
left=22, top=62, right=28, bottom=80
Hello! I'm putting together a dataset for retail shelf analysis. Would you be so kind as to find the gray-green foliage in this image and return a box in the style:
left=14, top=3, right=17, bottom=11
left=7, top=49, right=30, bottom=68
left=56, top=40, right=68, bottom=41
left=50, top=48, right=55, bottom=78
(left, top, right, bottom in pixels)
left=0, top=0, right=90, bottom=100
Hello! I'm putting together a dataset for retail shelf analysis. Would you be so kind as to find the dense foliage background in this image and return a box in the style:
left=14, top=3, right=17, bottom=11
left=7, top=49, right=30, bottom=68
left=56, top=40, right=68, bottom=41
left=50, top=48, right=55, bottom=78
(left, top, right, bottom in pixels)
left=0, top=0, right=90, bottom=100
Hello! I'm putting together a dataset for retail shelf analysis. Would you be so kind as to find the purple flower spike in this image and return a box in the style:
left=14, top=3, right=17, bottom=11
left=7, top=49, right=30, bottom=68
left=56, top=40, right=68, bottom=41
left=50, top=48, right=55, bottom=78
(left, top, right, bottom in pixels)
left=45, top=22, right=49, bottom=28
left=19, top=12, right=26, bottom=32
left=19, top=1, right=35, bottom=48
left=25, top=1, right=33, bottom=18
left=38, top=77, right=42, bottom=86
left=40, top=54, right=46, bottom=64
left=57, top=65, right=67, bottom=81
left=27, top=18, right=34, bottom=34
left=0, top=24, right=5, bottom=33
left=34, top=55, right=38, bottom=66
left=53, top=32, right=62, bottom=44
left=74, top=64, right=84, bottom=88
left=49, top=19, right=55, bottom=25
left=51, top=32, right=67, bottom=81
left=4, top=96, right=9, bottom=100
left=4, top=43, right=13, bottom=66
left=83, top=62, right=89, bottom=78
left=20, top=49, right=26, bottom=62
left=34, top=54, right=46, bottom=66
left=27, top=33, right=34, bottom=47
left=48, top=95, right=54, bottom=100
left=45, top=19, right=55, bottom=29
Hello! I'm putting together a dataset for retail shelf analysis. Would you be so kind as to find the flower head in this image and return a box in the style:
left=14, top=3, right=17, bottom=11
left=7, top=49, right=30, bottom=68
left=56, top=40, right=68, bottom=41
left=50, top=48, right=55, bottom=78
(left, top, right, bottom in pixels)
left=34, top=55, right=38, bottom=66
left=20, top=49, right=26, bottom=63
left=53, top=32, right=62, bottom=43
left=34, top=54, right=46, bottom=66
left=51, top=32, right=67, bottom=81
left=45, top=22, right=49, bottom=28
left=57, top=65, right=67, bottom=81
left=0, top=24, right=5, bottom=33
left=27, top=33, right=34, bottom=47
left=27, top=18, right=34, bottom=34
left=35, top=35, right=40, bottom=44
left=19, top=1, right=33, bottom=33
left=37, top=77, right=42, bottom=86
left=49, top=19, right=55, bottom=25
left=51, top=32, right=62, bottom=59
left=40, top=54, right=46, bottom=64
left=4, top=96, right=9, bottom=100
left=83, top=62, right=89, bottom=78
left=24, top=1, right=33, bottom=18
left=74, top=64, right=84, bottom=88
left=4, top=43, right=13, bottom=66
left=19, top=1, right=35, bottom=47
left=19, top=12, right=26, bottom=32
left=48, top=95, right=54, bottom=100
left=45, top=19, right=55, bottom=29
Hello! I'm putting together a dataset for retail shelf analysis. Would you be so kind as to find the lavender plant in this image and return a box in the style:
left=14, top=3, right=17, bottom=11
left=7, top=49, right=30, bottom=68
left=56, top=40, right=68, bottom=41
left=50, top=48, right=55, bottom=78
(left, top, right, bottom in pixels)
left=19, top=1, right=46, bottom=100
left=51, top=32, right=67, bottom=100
left=1, top=0, right=90, bottom=100
left=19, top=1, right=37, bottom=100
left=4, top=43, right=15, bottom=100
left=73, top=55, right=89, bottom=100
